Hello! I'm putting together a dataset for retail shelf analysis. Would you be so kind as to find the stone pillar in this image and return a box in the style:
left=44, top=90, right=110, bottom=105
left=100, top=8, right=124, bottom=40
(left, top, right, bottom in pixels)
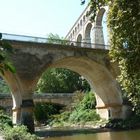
left=12, top=107, right=21, bottom=125
left=12, top=96, right=35, bottom=133
left=82, top=38, right=91, bottom=48
left=20, top=99, right=34, bottom=133
left=96, top=104, right=123, bottom=120
left=92, top=25, right=105, bottom=49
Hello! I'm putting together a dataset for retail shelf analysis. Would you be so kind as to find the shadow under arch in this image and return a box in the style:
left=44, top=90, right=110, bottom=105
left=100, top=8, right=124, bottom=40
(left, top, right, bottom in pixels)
left=41, top=56, right=123, bottom=119
left=77, top=34, right=82, bottom=47
left=84, top=22, right=92, bottom=44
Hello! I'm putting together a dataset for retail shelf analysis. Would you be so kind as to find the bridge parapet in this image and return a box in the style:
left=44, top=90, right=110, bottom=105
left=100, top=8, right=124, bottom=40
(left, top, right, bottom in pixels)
left=2, top=33, right=109, bottom=49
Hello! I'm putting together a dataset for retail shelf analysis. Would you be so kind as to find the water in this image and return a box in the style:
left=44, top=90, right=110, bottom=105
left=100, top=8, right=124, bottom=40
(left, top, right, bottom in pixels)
left=43, top=129, right=140, bottom=140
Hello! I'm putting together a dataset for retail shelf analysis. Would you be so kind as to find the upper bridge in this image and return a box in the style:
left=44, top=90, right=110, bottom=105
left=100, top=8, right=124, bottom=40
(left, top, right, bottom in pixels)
left=65, top=5, right=108, bottom=49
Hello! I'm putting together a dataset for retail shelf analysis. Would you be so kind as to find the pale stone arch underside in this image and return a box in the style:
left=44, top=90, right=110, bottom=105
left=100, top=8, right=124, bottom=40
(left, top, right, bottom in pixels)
left=48, top=57, right=122, bottom=108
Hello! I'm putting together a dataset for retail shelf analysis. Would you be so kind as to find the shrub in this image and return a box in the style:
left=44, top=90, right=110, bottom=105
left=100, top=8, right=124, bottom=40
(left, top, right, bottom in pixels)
left=49, top=92, right=100, bottom=125
left=105, top=115, right=140, bottom=130
left=0, top=111, right=12, bottom=127
left=34, top=103, right=63, bottom=123
left=2, top=125, right=39, bottom=140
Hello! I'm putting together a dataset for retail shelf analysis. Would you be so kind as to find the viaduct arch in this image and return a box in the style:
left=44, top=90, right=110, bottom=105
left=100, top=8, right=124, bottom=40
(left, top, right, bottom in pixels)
left=65, top=6, right=107, bottom=49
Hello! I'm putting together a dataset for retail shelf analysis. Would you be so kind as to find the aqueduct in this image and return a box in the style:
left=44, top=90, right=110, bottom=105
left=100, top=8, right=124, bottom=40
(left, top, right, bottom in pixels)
left=0, top=5, right=125, bottom=133
left=65, top=5, right=108, bottom=49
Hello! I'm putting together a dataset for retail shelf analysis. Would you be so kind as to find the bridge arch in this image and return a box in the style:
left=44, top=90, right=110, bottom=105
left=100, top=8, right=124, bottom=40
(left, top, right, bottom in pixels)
left=43, top=56, right=123, bottom=119
left=77, top=34, right=82, bottom=46
left=95, top=7, right=106, bottom=26
left=84, top=22, right=92, bottom=44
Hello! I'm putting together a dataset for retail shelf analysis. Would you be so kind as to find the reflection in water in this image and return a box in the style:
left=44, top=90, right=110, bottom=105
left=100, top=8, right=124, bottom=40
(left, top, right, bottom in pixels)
left=44, top=129, right=140, bottom=140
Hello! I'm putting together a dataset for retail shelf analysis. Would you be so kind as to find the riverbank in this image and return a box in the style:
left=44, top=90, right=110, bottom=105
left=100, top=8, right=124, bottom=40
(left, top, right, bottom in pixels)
left=35, top=126, right=110, bottom=138
left=35, top=119, right=140, bottom=138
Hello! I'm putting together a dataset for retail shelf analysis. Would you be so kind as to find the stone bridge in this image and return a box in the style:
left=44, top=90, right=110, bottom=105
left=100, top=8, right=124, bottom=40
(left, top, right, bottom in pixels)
left=65, top=5, right=108, bottom=48
left=0, top=93, right=73, bottom=112
left=0, top=36, right=124, bottom=132
left=0, top=3, right=124, bottom=132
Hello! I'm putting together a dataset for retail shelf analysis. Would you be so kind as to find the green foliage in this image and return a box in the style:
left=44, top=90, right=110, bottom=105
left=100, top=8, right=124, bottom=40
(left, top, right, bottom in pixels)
left=69, top=109, right=99, bottom=123
left=68, top=92, right=99, bottom=123
left=47, top=33, right=68, bottom=45
left=0, top=78, right=10, bottom=94
left=34, top=103, right=62, bottom=123
left=0, top=111, right=38, bottom=140
left=0, top=112, right=12, bottom=127
left=50, top=92, right=100, bottom=126
left=108, top=0, right=140, bottom=115
left=36, top=68, right=90, bottom=93
left=0, top=33, right=16, bottom=74
left=2, top=125, right=39, bottom=140
left=87, top=0, right=140, bottom=114
left=105, top=115, right=140, bottom=130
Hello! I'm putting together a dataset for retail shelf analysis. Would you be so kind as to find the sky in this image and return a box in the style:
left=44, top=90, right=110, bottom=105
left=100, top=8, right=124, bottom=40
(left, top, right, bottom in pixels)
left=0, top=0, right=89, bottom=38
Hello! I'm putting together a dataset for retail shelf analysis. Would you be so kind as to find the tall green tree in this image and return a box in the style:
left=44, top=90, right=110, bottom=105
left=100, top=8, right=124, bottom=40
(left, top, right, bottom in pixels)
left=86, top=0, right=140, bottom=114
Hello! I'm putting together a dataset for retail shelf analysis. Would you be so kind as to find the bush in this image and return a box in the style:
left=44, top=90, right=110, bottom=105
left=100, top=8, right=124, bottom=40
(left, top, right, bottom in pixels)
left=69, top=109, right=100, bottom=123
left=105, top=115, right=140, bottom=130
left=34, top=103, right=63, bottom=123
left=0, top=111, right=12, bottom=127
left=49, top=92, right=100, bottom=125
left=0, top=110, right=39, bottom=140
left=2, top=125, right=39, bottom=140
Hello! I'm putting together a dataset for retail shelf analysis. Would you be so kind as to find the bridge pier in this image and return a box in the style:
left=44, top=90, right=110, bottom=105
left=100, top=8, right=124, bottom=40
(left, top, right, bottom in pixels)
left=2, top=71, right=37, bottom=133
left=96, top=104, right=123, bottom=120
left=12, top=99, right=34, bottom=133
left=92, top=25, right=105, bottom=49
left=20, top=99, right=34, bottom=133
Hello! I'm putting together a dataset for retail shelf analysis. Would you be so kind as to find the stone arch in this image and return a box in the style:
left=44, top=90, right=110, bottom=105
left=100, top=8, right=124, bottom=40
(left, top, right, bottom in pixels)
left=77, top=23, right=80, bottom=30
left=75, top=27, right=77, bottom=34
left=72, top=30, right=74, bottom=36
left=76, top=34, right=82, bottom=47
left=80, top=19, right=82, bottom=26
left=84, top=22, right=92, bottom=44
left=44, top=56, right=123, bottom=119
left=83, top=15, right=86, bottom=23
left=93, top=7, right=106, bottom=48
left=0, top=72, right=22, bottom=125
left=95, top=8, right=106, bottom=26
left=70, top=42, right=74, bottom=46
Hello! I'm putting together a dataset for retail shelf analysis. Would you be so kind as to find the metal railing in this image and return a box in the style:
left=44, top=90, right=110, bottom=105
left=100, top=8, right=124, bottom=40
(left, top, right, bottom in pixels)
left=1, top=33, right=109, bottom=49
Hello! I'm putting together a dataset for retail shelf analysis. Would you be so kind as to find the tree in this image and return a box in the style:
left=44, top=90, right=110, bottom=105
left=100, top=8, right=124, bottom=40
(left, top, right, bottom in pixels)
left=86, top=0, right=140, bottom=114
left=37, top=68, right=90, bottom=93
left=47, top=33, right=68, bottom=45
left=0, top=33, right=15, bottom=74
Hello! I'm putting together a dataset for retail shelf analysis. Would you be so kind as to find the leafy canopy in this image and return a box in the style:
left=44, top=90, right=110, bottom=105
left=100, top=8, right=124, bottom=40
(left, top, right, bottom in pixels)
left=87, top=0, right=140, bottom=114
